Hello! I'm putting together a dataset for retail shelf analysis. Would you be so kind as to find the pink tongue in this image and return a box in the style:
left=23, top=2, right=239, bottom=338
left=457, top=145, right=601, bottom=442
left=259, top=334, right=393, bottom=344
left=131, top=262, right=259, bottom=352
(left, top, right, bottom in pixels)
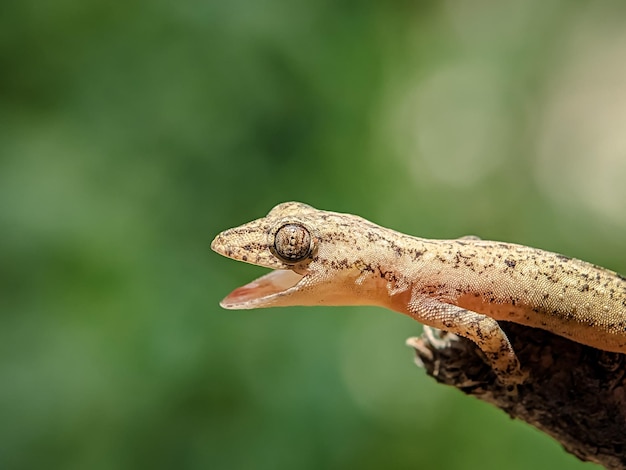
left=221, top=270, right=303, bottom=308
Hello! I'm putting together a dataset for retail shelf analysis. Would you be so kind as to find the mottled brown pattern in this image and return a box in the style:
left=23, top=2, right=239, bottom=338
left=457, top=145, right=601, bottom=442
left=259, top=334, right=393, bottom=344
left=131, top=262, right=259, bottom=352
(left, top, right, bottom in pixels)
left=212, top=202, right=626, bottom=385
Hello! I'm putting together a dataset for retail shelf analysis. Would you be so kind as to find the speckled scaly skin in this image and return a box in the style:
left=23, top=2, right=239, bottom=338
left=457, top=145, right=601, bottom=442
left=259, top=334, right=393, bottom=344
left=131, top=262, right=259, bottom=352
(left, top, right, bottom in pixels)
left=211, top=202, right=626, bottom=384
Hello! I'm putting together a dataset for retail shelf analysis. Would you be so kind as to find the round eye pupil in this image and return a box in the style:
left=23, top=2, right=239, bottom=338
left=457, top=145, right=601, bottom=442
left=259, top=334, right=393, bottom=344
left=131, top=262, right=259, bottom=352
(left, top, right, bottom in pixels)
left=274, top=224, right=312, bottom=263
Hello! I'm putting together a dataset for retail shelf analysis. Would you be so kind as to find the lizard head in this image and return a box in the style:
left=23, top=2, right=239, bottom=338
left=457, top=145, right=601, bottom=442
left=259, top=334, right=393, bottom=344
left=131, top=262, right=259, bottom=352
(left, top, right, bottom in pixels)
left=211, top=202, right=394, bottom=310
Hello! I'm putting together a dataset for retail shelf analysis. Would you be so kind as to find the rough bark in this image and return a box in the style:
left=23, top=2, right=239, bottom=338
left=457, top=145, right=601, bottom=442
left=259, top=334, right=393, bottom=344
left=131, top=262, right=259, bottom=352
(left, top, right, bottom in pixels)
left=406, top=322, right=626, bottom=469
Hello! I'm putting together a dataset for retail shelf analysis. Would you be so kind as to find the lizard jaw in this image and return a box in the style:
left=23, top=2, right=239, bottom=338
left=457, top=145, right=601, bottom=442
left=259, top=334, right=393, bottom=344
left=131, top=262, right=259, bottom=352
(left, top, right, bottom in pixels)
left=220, top=270, right=305, bottom=309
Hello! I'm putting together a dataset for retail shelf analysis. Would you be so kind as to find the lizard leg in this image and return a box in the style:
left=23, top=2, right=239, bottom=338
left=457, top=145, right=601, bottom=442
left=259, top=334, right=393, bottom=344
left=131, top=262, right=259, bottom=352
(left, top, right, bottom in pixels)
left=406, top=295, right=526, bottom=385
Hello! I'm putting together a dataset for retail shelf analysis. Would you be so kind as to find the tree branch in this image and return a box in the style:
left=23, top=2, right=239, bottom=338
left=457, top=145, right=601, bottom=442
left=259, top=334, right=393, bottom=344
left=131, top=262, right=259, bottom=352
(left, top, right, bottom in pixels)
left=406, top=323, right=626, bottom=469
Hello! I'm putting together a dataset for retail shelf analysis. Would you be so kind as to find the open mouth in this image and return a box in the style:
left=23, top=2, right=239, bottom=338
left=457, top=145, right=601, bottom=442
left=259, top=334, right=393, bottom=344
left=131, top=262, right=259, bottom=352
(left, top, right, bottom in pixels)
left=220, top=270, right=305, bottom=309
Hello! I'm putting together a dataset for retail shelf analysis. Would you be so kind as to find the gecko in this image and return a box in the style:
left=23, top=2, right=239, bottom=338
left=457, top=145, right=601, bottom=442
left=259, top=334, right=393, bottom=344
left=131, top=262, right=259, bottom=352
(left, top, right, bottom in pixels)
left=211, top=202, right=626, bottom=385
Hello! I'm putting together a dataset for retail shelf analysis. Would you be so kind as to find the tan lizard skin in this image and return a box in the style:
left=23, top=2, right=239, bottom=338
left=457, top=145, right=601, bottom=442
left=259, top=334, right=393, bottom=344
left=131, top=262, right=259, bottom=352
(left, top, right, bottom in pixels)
left=211, top=202, right=626, bottom=384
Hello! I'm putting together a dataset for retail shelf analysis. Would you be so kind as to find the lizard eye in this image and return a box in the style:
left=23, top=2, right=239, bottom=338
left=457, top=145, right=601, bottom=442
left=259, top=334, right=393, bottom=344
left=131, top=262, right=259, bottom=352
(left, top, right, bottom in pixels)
left=272, top=223, right=313, bottom=264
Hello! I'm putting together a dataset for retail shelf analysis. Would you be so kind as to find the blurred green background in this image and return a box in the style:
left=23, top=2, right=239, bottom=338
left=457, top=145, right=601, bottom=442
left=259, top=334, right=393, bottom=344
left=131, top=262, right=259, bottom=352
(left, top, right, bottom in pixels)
left=2, top=0, right=626, bottom=469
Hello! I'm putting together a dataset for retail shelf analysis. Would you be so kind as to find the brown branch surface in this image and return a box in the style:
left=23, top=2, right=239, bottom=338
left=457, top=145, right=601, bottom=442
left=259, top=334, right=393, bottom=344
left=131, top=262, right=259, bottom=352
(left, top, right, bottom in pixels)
left=407, top=323, right=626, bottom=469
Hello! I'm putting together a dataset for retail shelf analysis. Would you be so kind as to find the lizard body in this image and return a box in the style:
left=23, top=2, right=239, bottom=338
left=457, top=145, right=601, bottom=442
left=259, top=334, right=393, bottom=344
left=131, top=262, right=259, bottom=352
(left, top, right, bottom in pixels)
left=211, top=202, right=626, bottom=384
